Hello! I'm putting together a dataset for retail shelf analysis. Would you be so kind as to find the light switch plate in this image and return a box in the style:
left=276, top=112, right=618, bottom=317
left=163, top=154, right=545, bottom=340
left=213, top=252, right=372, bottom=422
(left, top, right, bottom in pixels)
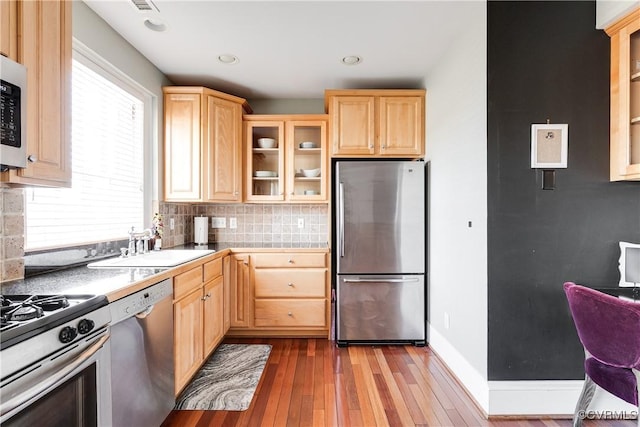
left=211, top=217, right=226, bottom=228
left=229, top=217, right=237, bottom=229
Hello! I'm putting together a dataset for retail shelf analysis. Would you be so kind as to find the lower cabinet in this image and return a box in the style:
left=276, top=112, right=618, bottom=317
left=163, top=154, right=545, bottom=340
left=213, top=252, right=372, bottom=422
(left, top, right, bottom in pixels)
left=173, top=256, right=224, bottom=396
left=227, top=250, right=330, bottom=337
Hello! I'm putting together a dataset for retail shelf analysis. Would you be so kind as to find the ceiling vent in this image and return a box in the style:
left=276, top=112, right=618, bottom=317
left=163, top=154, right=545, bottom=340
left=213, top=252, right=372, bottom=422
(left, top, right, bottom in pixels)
left=130, top=0, right=159, bottom=12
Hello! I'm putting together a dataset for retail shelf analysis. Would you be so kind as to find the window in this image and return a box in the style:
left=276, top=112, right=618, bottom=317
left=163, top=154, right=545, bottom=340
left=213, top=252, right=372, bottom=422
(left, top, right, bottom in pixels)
left=25, top=45, right=152, bottom=251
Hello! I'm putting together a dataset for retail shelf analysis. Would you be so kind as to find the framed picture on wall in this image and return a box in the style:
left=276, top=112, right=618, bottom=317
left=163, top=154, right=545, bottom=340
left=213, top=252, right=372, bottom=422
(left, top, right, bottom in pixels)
left=531, top=123, right=568, bottom=168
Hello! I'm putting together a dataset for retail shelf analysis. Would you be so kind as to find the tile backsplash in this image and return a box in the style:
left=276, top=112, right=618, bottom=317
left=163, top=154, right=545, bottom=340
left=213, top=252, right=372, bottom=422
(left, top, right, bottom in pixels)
left=160, top=203, right=329, bottom=247
left=1, top=187, right=25, bottom=282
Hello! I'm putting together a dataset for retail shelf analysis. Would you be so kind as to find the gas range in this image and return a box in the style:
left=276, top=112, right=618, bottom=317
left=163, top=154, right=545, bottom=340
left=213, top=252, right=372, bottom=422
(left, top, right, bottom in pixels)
left=0, top=292, right=112, bottom=424
left=0, top=293, right=109, bottom=350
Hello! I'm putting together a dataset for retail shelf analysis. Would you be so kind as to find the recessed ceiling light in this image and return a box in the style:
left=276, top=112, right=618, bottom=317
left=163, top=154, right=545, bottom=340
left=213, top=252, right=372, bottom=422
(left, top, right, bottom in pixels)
left=218, top=54, right=239, bottom=65
left=143, top=17, right=166, bottom=32
left=342, top=55, right=362, bottom=65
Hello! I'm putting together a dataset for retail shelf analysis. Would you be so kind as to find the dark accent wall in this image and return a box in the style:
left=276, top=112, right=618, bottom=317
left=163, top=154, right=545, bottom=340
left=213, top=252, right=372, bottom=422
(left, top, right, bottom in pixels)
left=488, top=1, right=640, bottom=380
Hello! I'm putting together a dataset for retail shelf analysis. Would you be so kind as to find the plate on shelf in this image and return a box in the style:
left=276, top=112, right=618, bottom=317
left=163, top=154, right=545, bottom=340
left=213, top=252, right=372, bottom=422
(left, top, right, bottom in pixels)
left=254, top=170, right=277, bottom=177
left=299, top=141, right=317, bottom=149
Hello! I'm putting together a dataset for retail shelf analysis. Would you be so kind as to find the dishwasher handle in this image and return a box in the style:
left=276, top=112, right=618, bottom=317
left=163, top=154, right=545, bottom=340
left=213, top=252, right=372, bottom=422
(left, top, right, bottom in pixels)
left=135, top=305, right=154, bottom=319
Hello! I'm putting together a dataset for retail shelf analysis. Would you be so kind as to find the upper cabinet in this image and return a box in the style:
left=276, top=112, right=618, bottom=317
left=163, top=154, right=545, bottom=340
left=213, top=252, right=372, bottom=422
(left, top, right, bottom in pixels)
left=325, top=89, right=425, bottom=158
left=1, top=0, right=71, bottom=187
left=163, top=86, right=251, bottom=202
left=606, top=7, right=640, bottom=181
left=0, top=0, right=18, bottom=60
left=244, top=114, right=328, bottom=203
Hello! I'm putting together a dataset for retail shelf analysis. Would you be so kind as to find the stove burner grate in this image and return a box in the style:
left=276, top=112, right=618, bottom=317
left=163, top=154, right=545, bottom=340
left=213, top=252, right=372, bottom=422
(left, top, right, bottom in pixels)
left=0, top=295, right=70, bottom=323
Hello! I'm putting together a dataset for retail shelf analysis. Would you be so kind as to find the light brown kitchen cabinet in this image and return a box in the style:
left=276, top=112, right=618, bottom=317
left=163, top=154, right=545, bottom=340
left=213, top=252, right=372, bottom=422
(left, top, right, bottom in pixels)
left=0, top=0, right=18, bottom=60
left=228, top=253, right=251, bottom=328
left=173, top=256, right=225, bottom=395
left=325, top=89, right=425, bottom=158
left=606, top=7, right=640, bottom=181
left=244, top=115, right=328, bottom=203
left=163, top=86, right=251, bottom=202
left=227, top=250, right=330, bottom=338
left=1, top=0, right=71, bottom=187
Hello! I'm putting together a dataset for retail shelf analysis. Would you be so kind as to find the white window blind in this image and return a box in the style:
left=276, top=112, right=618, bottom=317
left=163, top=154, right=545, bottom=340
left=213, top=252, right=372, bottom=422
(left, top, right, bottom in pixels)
left=25, top=58, right=145, bottom=250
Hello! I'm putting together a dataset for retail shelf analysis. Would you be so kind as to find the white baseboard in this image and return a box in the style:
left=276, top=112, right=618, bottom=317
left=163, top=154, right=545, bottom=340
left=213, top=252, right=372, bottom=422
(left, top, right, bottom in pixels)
left=488, top=381, right=637, bottom=416
left=427, top=323, right=490, bottom=412
left=428, top=323, right=637, bottom=417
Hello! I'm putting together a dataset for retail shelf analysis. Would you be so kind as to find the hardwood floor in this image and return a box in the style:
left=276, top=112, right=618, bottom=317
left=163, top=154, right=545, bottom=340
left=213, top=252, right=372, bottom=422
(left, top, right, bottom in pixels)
left=161, top=338, right=634, bottom=427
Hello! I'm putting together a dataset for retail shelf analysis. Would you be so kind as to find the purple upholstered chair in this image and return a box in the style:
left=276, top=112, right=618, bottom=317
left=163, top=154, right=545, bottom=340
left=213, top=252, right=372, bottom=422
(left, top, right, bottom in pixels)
left=564, top=282, right=640, bottom=427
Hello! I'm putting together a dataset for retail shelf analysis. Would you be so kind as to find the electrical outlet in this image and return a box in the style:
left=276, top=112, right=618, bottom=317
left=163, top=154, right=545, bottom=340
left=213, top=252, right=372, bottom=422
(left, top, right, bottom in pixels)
left=297, top=218, right=304, bottom=229
left=229, top=217, right=237, bottom=229
left=211, top=217, right=226, bottom=228
left=169, top=218, right=175, bottom=230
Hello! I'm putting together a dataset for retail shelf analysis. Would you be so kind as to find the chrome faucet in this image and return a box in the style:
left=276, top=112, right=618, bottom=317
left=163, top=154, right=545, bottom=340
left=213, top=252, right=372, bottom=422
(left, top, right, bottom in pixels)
left=127, top=227, right=152, bottom=256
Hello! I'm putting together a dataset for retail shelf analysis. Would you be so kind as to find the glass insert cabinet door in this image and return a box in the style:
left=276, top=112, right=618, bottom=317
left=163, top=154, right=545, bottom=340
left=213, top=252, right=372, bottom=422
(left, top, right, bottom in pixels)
left=286, top=120, right=327, bottom=202
left=245, top=120, right=285, bottom=201
left=245, top=116, right=328, bottom=202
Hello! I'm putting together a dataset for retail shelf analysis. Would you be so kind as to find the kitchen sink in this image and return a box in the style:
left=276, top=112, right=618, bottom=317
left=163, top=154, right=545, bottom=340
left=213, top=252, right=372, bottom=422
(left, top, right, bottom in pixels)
left=87, top=249, right=215, bottom=268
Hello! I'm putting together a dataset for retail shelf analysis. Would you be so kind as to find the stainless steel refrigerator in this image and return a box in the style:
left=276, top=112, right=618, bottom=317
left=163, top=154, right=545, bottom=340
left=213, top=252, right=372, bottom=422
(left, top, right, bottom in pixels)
left=335, top=160, right=426, bottom=346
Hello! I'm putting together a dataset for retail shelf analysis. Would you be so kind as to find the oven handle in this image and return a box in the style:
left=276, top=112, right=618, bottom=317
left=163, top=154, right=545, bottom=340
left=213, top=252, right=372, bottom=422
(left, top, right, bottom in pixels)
left=1, top=332, right=110, bottom=420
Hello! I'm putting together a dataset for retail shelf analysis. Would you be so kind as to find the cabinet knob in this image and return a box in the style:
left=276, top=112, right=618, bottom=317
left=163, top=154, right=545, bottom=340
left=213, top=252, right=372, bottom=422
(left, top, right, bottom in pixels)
left=243, top=261, right=248, bottom=265
left=381, top=145, right=387, bottom=150
left=288, top=282, right=294, bottom=287
left=287, top=312, right=293, bottom=317
left=206, top=293, right=211, bottom=298
left=290, top=192, right=294, bottom=195
left=368, top=144, right=374, bottom=149
left=27, top=155, right=38, bottom=163
left=234, top=191, right=239, bottom=195
left=287, top=259, right=293, bottom=264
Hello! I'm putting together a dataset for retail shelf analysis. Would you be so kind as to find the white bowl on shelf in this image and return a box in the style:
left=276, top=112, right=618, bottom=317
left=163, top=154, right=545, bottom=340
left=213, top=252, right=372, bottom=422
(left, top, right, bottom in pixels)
left=301, top=168, right=321, bottom=177
left=254, top=170, right=277, bottom=177
left=257, top=138, right=277, bottom=148
left=304, top=190, right=318, bottom=195
left=299, top=141, right=317, bottom=149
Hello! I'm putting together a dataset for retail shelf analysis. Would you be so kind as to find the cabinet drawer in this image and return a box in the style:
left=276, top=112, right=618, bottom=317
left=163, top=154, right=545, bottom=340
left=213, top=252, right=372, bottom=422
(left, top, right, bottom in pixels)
left=251, top=252, right=326, bottom=268
left=174, top=266, right=203, bottom=300
left=203, top=257, right=222, bottom=282
left=254, top=300, right=326, bottom=327
left=254, top=269, right=326, bottom=298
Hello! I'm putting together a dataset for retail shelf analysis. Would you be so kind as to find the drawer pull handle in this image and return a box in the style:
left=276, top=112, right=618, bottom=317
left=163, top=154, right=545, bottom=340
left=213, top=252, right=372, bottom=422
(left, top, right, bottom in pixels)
left=287, top=282, right=294, bottom=287
left=287, top=312, right=293, bottom=316
left=288, top=259, right=293, bottom=264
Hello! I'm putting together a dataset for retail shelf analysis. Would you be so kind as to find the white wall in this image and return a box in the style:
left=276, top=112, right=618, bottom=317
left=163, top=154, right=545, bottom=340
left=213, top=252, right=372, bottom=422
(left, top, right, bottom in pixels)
left=423, top=0, right=489, bottom=411
left=596, top=0, right=639, bottom=28
left=73, top=1, right=172, bottom=204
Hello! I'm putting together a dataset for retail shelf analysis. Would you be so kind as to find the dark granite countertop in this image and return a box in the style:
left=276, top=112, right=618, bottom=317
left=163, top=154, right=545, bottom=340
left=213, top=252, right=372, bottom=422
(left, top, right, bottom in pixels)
left=1, top=264, right=169, bottom=297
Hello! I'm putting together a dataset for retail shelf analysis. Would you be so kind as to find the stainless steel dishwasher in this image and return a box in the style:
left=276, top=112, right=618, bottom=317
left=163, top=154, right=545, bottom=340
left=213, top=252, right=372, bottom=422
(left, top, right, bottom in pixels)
left=109, top=278, right=174, bottom=427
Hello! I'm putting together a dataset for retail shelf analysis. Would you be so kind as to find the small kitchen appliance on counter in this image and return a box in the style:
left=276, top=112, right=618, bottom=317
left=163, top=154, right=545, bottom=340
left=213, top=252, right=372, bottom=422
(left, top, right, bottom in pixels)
left=334, top=160, right=426, bottom=346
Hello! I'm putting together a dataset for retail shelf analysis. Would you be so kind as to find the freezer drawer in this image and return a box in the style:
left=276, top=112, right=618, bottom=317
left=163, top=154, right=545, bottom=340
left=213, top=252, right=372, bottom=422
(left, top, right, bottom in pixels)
left=336, top=275, right=425, bottom=345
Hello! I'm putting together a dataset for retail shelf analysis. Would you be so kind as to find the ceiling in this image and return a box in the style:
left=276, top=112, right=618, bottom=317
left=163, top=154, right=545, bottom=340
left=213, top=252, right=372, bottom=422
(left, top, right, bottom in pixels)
left=83, top=0, right=480, bottom=100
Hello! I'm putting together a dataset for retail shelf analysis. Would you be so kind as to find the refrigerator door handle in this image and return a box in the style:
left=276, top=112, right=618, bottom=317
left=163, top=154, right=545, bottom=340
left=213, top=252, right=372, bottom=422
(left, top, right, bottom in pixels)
left=342, top=278, right=420, bottom=283
left=338, top=182, right=345, bottom=257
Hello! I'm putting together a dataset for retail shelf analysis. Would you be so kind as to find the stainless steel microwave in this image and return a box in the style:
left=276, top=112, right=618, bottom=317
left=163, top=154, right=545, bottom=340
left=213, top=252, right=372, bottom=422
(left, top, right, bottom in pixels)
left=1, top=55, right=27, bottom=169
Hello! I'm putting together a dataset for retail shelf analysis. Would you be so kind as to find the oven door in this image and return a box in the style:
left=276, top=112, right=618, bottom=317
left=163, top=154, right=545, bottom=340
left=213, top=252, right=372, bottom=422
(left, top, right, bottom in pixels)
left=0, top=329, right=112, bottom=427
